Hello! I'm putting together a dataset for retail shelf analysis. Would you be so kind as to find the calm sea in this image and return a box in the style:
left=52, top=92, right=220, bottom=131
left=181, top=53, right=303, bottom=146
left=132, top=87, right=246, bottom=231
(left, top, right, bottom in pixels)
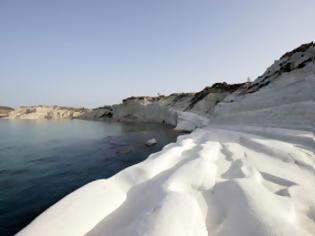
left=0, top=119, right=179, bottom=235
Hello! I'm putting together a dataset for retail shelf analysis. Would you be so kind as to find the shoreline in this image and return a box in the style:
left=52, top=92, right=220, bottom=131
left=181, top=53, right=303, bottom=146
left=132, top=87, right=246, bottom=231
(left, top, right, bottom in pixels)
left=17, top=124, right=315, bottom=236
left=9, top=42, right=315, bottom=235
left=0, top=120, right=181, bottom=236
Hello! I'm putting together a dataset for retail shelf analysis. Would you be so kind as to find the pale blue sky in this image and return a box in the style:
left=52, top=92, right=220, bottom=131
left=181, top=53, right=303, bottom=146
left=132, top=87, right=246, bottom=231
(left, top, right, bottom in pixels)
left=1, top=0, right=314, bottom=108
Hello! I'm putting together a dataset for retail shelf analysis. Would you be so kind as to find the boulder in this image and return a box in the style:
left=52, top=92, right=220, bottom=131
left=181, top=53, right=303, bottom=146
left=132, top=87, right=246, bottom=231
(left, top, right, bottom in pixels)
left=145, top=138, right=158, bottom=147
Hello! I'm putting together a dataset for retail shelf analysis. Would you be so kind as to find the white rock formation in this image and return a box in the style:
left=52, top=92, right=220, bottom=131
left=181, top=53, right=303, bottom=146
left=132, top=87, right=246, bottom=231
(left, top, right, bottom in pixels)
left=17, top=42, right=315, bottom=236
left=17, top=125, right=315, bottom=236
left=210, top=42, right=315, bottom=130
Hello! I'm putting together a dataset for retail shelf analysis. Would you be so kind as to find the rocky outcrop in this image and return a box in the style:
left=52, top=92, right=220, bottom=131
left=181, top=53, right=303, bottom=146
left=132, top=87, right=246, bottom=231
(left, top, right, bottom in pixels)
left=86, top=82, right=244, bottom=126
left=0, top=106, right=14, bottom=117
left=85, top=106, right=113, bottom=120
left=8, top=106, right=89, bottom=120
left=112, top=98, right=178, bottom=125
left=183, top=82, right=244, bottom=113
left=210, top=42, right=315, bottom=129
left=244, top=42, right=314, bottom=94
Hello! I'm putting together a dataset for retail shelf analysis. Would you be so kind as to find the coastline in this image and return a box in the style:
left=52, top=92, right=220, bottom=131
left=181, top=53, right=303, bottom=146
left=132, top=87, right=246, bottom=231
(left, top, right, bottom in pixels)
left=11, top=42, right=315, bottom=235
left=0, top=119, right=181, bottom=236
left=17, top=124, right=315, bottom=236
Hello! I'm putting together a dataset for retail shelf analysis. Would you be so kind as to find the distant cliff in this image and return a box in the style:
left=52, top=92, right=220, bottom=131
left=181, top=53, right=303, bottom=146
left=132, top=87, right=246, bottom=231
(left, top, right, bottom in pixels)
left=8, top=106, right=89, bottom=120
left=0, top=106, right=14, bottom=117
left=8, top=42, right=315, bottom=131
left=87, top=82, right=245, bottom=126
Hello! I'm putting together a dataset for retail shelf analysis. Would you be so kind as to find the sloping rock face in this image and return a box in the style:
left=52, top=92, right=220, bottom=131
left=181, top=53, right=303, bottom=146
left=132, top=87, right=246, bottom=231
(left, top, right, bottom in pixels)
left=85, top=106, right=113, bottom=120
left=112, top=97, right=178, bottom=125
left=183, top=83, right=244, bottom=114
left=8, top=106, right=89, bottom=120
left=88, top=82, right=244, bottom=125
left=210, top=42, right=315, bottom=129
left=0, top=106, right=14, bottom=117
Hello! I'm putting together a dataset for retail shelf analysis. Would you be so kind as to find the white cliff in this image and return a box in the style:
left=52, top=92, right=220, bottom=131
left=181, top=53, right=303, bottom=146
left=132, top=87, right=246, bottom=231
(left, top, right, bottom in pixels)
left=210, top=42, right=315, bottom=130
left=18, top=125, right=315, bottom=236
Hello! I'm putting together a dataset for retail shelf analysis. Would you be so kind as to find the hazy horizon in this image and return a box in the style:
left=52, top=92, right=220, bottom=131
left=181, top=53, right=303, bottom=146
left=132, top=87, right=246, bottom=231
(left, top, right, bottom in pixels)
left=1, top=0, right=315, bottom=108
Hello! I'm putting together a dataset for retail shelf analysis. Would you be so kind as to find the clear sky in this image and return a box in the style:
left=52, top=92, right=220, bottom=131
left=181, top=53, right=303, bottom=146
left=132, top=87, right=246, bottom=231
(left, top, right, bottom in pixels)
left=1, top=0, right=314, bottom=108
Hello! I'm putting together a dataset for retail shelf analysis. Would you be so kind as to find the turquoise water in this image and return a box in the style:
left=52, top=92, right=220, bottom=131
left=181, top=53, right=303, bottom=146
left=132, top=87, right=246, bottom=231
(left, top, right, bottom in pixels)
left=0, top=119, right=180, bottom=235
